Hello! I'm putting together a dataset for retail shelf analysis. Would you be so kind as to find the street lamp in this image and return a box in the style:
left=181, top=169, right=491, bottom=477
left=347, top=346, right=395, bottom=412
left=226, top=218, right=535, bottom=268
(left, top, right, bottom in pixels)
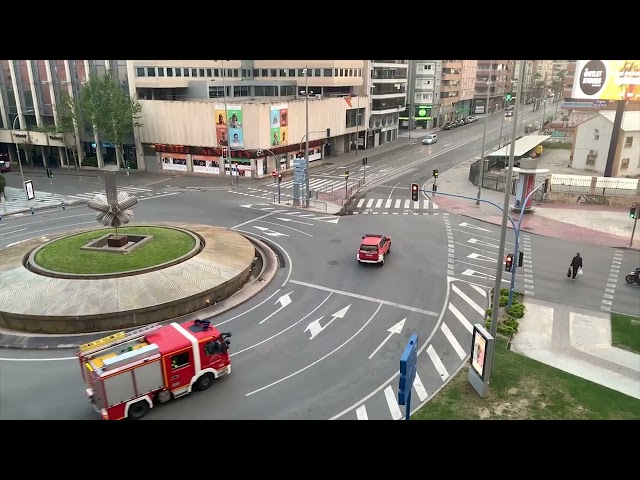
left=301, top=68, right=312, bottom=207
left=475, top=60, right=494, bottom=205
left=11, top=112, right=33, bottom=193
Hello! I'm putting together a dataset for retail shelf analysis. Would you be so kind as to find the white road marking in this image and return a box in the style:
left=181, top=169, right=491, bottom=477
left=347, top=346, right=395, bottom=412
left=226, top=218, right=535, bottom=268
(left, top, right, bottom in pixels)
left=441, top=322, right=466, bottom=360
left=384, top=386, right=403, bottom=420
left=427, top=345, right=449, bottom=381
left=233, top=229, right=293, bottom=287
left=394, top=199, right=401, bottom=208
left=215, top=289, right=282, bottom=327
left=289, top=280, right=438, bottom=316
left=245, top=303, right=383, bottom=396
left=232, top=211, right=273, bottom=229
left=385, top=199, right=392, bottom=209
left=366, top=198, right=374, bottom=208
left=448, top=304, right=473, bottom=333
left=404, top=200, right=410, bottom=209
left=413, top=373, right=429, bottom=402
left=470, top=284, right=487, bottom=297
left=375, top=199, right=383, bottom=208
left=356, top=405, right=368, bottom=420
left=357, top=199, right=365, bottom=208
left=259, top=220, right=312, bottom=237
left=452, top=284, right=486, bottom=316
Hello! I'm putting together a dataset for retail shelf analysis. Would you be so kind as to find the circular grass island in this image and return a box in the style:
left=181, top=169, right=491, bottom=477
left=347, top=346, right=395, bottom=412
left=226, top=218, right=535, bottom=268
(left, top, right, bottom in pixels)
left=31, top=226, right=198, bottom=276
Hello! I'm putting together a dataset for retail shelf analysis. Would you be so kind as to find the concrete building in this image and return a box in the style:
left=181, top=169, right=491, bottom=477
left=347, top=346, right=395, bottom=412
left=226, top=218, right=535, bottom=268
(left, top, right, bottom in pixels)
left=366, top=60, right=408, bottom=145
left=512, top=61, right=535, bottom=104
left=552, top=60, right=570, bottom=81
left=401, top=60, right=441, bottom=130
left=458, top=60, right=477, bottom=114
left=473, top=60, right=514, bottom=114
left=572, top=111, right=640, bottom=177
left=0, top=60, right=130, bottom=170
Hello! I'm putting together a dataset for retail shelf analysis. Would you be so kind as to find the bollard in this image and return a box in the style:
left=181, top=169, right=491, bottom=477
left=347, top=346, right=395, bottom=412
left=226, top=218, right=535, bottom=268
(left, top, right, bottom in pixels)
left=31, top=207, right=35, bottom=215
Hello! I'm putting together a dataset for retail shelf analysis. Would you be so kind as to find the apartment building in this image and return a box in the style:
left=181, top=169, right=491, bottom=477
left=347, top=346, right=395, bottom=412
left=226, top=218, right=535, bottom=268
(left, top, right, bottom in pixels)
left=513, top=60, right=535, bottom=103
left=472, top=60, right=514, bottom=114
left=0, top=60, right=130, bottom=170
left=552, top=60, right=570, bottom=80
left=458, top=60, right=477, bottom=115
left=401, top=60, right=441, bottom=130
left=365, top=60, right=408, bottom=146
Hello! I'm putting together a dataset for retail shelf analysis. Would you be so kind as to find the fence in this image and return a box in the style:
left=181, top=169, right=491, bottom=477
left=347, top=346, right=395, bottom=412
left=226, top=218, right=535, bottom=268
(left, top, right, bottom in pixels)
left=549, top=174, right=639, bottom=197
left=272, top=193, right=328, bottom=212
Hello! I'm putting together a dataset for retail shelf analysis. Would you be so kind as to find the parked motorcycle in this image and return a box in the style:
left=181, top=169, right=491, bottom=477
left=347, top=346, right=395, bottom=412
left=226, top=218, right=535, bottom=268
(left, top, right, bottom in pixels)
left=625, top=269, right=640, bottom=285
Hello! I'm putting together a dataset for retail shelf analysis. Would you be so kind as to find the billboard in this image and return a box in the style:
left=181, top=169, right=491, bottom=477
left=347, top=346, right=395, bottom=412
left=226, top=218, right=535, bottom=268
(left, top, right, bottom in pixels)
left=270, top=104, right=288, bottom=147
left=215, top=105, right=244, bottom=147
left=470, top=326, right=488, bottom=380
left=571, top=60, right=640, bottom=102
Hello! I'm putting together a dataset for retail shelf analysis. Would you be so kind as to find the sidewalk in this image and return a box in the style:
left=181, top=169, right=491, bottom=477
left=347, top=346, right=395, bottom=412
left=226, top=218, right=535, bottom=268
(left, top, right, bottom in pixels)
left=511, top=298, right=640, bottom=400
left=1, top=186, right=83, bottom=218
left=430, top=156, right=639, bottom=249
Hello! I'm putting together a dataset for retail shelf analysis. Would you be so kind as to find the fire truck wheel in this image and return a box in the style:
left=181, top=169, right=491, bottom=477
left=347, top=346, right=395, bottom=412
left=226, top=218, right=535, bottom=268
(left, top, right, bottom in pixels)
left=128, top=400, right=150, bottom=420
left=194, top=373, right=215, bottom=391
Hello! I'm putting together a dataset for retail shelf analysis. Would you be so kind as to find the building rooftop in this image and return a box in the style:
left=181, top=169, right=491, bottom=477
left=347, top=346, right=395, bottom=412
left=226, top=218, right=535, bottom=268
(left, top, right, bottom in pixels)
left=599, top=111, right=640, bottom=132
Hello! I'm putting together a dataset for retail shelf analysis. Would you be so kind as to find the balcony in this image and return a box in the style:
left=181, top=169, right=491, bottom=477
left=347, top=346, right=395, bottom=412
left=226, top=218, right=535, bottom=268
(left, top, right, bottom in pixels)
left=373, top=60, right=407, bottom=64
left=440, top=93, right=459, bottom=103
left=441, top=73, right=460, bottom=80
left=443, top=61, right=462, bottom=69
left=440, top=84, right=459, bottom=93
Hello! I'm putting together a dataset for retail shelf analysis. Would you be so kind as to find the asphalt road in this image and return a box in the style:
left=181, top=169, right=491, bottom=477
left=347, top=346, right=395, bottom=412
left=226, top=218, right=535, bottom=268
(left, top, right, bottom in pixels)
left=0, top=191, right=490, bottom=420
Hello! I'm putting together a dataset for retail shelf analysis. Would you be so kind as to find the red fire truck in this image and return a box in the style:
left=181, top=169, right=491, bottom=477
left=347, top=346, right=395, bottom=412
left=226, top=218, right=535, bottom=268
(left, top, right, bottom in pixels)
left=76, top=320, right=232, bottom=420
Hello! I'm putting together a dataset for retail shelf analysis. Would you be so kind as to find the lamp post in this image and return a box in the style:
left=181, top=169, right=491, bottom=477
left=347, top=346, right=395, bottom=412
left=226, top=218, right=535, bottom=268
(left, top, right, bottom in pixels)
left=11, top=113, right=31, bottom=194
left=355, top=94, right=360, bottom=156
left=221, top=60, right=233, bottom=186
left=541, top=98, right=547, bottom=131
left=301, top=68, right=312, bottom=207
left=476, top=60, right=494, bottom=205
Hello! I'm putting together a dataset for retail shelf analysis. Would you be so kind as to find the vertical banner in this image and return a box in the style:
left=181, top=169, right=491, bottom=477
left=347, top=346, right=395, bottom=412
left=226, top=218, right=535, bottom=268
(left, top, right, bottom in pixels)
left=270, top=104, right=288, bottom=147
left=215, top=104, right=244, bottom=147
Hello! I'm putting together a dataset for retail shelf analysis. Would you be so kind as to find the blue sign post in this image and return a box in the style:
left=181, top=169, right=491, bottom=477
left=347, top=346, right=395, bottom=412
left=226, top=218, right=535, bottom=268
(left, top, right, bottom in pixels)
left=398, top=333, right=418, bottom=420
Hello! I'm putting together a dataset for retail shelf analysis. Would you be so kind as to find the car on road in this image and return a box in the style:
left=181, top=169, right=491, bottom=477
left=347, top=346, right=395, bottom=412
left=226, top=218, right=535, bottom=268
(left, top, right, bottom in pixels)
left=357, top=234, right=391, bottom=265
left=442, top=122, right=455, bottom=130
left=0, top=153, right=10, bottom=172
left=455, top=119, right=465, bottom=128
left=467, top=116, right=478, bottom=123
left=505, top=110, right=513, bottom=117
left=422, top=134, right=437, bottom=145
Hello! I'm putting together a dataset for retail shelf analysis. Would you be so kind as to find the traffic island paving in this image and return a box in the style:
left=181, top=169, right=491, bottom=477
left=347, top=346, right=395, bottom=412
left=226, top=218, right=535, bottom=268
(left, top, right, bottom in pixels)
left=0, top=223, right=256, bottom=335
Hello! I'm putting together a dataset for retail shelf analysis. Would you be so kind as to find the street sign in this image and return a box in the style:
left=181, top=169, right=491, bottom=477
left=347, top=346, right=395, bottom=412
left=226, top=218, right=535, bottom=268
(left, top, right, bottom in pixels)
left=24, top=180, right=35, bottom=201
left=272, top=171, right=277, bottom=177
left=398, top=333, right=418, bottom=420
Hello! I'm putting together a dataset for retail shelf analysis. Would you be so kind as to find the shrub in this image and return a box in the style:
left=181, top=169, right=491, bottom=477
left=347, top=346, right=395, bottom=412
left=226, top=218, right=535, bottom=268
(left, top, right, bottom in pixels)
left=485, top=308, right=492, bottom=319
left=507, top=301, right=525, bottom=319
left=499, top=295, right=508, bottom=307
left=498, top=316, right=520, bottom=336
left=83, top=156, right=98, bottom=167
left=500, top=288, right=509, bottom=297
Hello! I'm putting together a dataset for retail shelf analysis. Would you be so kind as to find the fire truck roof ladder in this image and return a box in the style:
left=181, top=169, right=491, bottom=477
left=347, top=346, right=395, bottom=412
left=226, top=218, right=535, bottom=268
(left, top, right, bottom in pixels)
left=79, top=323, right=163, bottom=357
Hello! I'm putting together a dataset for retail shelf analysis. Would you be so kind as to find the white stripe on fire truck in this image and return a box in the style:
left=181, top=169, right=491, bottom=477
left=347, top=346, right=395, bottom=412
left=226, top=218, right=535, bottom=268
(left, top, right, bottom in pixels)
left=170, top=322, right=201, bottom=374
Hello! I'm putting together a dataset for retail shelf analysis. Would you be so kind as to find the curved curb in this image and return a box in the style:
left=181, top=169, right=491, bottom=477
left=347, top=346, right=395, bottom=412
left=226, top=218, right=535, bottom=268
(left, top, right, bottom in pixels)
left=0, top=233, right=280, bottom=349
left=25, top=226, right=202, bottom=280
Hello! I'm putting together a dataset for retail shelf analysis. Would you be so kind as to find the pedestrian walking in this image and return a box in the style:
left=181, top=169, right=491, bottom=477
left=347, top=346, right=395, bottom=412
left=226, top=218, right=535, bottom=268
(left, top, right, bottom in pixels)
left=568, top=253, right=583, bottom=280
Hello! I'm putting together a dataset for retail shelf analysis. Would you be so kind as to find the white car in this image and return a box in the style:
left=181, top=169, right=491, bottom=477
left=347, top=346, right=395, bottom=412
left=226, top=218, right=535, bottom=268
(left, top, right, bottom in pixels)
left=422, top=134, right=437, bottom=145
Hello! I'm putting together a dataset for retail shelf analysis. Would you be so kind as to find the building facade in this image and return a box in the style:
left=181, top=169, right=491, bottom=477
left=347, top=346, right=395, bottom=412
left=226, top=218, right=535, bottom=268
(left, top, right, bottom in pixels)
left=401, top=60, right=441, bottom=130
left=458, top=60, right=477, bottom=114
left=572, top=111, right=640, bottom=177
left=366, top=60, right=408, bottom=146
left=0, top=60, right=130, bottom=170
left=472, top=60, right=514, bottom=114
left=513, top=60, right=535, bottom=104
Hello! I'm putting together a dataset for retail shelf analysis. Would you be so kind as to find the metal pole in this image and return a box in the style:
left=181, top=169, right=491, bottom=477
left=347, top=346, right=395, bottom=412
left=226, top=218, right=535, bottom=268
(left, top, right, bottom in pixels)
left=305, top=67, right=310, bottom=207
left=407, top=59, right=414, bottom=138
left=630, top=214, right=638, bottom=248
left=405, top=392, right=411, bottom=420
left=221, top=60, right=232, bottom=186
left=508, top=181, right=546, bottom=308
left=262, top=148, right=280, bottom=203
left=498, top=109, right=505, bottom=147
left=541, top=99, right=547, bottom=131
left=487, top=60, right=525, bottom=380
left=476, top=60, right=493, bottom=205
left=355, top=95, right=359, bottom=156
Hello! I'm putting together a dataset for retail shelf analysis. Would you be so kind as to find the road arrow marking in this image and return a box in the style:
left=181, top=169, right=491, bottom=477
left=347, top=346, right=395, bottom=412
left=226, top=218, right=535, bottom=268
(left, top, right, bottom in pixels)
left=315, top=216, right=340, bottom=224
left=461, top=269, right=509, bottom=284
left=368, top=318, right=406, bottom=359
left=253, top=225, right=289, bottom=237
left=276, top=217, right=314, bottom=226
left=467, top=252, right=496, bottom=262
left=459, top=222, right=492, bottom=232
left=304, top=305, right=351, bottom=339
left=241, top=203, right=272, bottom=209
left=468, top=238, right=499, bottom=248
left=259, top=292, right=293, bottom=324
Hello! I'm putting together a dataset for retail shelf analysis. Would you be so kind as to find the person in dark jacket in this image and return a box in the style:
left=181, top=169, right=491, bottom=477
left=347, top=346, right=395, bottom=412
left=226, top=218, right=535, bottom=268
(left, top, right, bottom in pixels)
left=570, top=253, right=583, bottom=279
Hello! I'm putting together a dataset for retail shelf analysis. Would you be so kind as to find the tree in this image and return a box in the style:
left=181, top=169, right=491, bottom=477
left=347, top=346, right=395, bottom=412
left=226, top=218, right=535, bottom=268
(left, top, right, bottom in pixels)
left=76, top=71, right=143, bottom=173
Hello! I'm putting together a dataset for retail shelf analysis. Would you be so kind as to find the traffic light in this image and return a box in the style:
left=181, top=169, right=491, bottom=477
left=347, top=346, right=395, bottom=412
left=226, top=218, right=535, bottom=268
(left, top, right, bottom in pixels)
left=326, top=128, right=331, bottom=138
left=631, top=206, right=638, bottom=219
left=362, top=157, right=368, bottom=166
left=411, top=183, right=419, bottom=202
left=505, top=254, right=514, bottom=272
left=278, top=174, right=282, bottom=183
left=222, top=147, right=228, bottom=159
left=432, top=169, right=438, bottom=179
left=506, top=94, right=512, bottom=102
left=344, top=170, right=350, bottom=180
left=518, top=251, right=524, bottom=267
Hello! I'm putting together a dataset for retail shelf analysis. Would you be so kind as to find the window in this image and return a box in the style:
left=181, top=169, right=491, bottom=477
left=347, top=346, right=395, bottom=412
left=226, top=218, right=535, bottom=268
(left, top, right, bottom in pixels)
left=206, top=68, right=212, bottom=77
left=346, top=108, right=366, bottom=128
left=261, top=69, right=268, bottom=77
left=234, top=85, right=249, bottom=97
left=166, top=68, right=173, bottom=77
left=233, top=69, right=239, bottom=77
left=199, top=68, right=205, bottom=77
left=334, top=68, right=338, bottom=76
left=136, top=67, right=145, bottom=77
left=184, top=68, right=190, bottom=77
left=620, top=158, right=630, bottom=169
left=264, top=85, right=277, bottom=96
left=323, top=68, right=332, bottom=77
left=314, top=69, right=321, bottom=77
left=253, top=69, right=260, bottom=77
left=298, top=69, right=305, bottom=76
left=270, top=69, right=277, bottom=77
left=594, top=129, right=599, bottom=140
left=204, top=340, right=225, bottom=356
left=146, top=67, right=155, bottom=77
left=209, top=86, right=225, bottom=98
left=279, top=69, right=286, bottom=77
left=289, top=69, right=296, bottom=77
left=171, top=352, right=190, bottom=369
left=624, top=137, right=633, bottom=147
left=423, top=64, right=432, bottom=70
left=157, top=68, right=165, bottom=77
left=280, top=85, right=296, bottom=96
left=190, top=68, right=196, bottom=77
left=175, top=68, right=181, bottom=77
left=213, top=69, right=219, bottom=76
left=586, top=149, right=598, bottom=166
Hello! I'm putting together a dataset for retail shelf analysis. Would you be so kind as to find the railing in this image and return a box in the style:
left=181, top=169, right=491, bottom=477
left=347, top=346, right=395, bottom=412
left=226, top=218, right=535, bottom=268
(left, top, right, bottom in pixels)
left=272, top=193, right=328, bottom=212
left=346, top=178, right=365, bottom=198
left=549, top=174, right=639, bottom=197
left=314, top=190, right=344, bottom=205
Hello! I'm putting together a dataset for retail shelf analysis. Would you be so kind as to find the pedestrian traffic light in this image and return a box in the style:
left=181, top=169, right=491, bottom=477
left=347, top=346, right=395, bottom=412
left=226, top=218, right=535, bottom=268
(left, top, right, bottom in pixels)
left=505, top=254, right=514, bottom=272
left=432, top=169, right=438, bottom=179
left=631, top=206, right=638, bottom=219
left=506, top=94, right=512, bottom=102
left=222, top=147, right=228, bottom=159
left=411, top=183, right=419, bottom=202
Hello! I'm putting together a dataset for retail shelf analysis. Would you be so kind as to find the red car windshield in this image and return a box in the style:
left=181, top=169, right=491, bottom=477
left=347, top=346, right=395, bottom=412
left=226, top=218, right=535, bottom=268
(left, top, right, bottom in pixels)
left=360, top=245, right=378, bottom=252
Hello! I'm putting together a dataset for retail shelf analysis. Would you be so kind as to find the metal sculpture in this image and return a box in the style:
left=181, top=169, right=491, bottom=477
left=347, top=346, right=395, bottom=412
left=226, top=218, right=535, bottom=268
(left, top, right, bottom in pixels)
left=88, top=173, right=139, bottom=235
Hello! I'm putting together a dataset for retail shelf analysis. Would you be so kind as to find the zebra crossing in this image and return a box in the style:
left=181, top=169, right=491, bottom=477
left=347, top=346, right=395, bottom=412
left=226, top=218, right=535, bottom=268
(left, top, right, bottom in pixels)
left=351, top=197, right=444, bottom=215
left=332, top=280, right=488, bottom=420
left=64, top=186, right=155, bottom=201
left=1, top=186, right=71, bottom=213
left=263, top=177, right=355, bottom=192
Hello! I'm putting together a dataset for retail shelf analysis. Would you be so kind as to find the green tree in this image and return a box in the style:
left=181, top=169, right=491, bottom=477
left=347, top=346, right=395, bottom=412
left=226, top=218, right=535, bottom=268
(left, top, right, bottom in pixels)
left=76, top=71, right=142, bottom=173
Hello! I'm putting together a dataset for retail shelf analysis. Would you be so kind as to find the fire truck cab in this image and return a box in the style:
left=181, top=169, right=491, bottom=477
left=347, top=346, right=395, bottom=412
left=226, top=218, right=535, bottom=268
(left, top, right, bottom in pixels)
left=77, top=320, right=232, bottom=420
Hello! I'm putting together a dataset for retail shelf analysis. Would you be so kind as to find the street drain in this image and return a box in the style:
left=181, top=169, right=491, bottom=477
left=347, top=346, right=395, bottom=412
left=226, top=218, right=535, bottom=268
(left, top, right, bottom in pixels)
left=328, top=260, right=340, bottom=265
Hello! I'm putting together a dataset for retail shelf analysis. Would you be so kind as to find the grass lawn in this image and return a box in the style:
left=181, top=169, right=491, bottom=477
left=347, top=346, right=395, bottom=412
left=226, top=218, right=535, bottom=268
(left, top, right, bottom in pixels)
left=34, top=226, right=195, bottom=274
left=611, top=312, right=640, bottom=354
left=412, top=337, right=640, bottom=420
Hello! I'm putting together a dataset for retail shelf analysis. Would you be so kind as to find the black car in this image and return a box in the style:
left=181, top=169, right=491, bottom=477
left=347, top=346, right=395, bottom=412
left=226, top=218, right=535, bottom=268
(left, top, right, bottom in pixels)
left=442, top=122, right=455, bottom=130
left=455, top=119, right=465, bottom=127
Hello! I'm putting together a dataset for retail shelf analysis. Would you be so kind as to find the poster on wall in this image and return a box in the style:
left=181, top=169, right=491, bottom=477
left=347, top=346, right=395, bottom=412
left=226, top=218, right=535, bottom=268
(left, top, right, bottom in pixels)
left=215, top=104, right=244, bottom=147
left=161, top=154, right=188, bottom=172
left=256, top=158, right=266, bottom=176
left=192, top=155, right=220, bottom=175
left=289, top=148, right=322, bottom=163
left=270, top=104, right=288, bottom=147
left=226, top=161, right=252, bottom=177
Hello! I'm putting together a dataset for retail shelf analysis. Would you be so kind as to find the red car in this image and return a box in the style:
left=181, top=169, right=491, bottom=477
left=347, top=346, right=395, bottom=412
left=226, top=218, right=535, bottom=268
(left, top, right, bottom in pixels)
left=357, top=234, right=391, bottom=265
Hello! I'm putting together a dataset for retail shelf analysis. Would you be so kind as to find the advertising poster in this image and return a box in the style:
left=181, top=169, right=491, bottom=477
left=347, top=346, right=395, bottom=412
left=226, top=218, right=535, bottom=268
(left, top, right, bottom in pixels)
left=471, top=329, right=488, bottom=380
left=161, top=153, right=188, bottom=172
left=571, top=60, right=640, bottom=102
left=215, top=105, right=244, bottom=147
left=270, top=104, right=288, bottom=147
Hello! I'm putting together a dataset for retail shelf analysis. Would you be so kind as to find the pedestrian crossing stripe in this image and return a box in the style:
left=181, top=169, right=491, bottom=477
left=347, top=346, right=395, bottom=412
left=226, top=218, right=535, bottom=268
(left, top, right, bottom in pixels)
left=65, top=186, right=153, bottom=201
left=264, top=178, right=356, bottom=191
left=356, top=198, right=438, bottom=210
